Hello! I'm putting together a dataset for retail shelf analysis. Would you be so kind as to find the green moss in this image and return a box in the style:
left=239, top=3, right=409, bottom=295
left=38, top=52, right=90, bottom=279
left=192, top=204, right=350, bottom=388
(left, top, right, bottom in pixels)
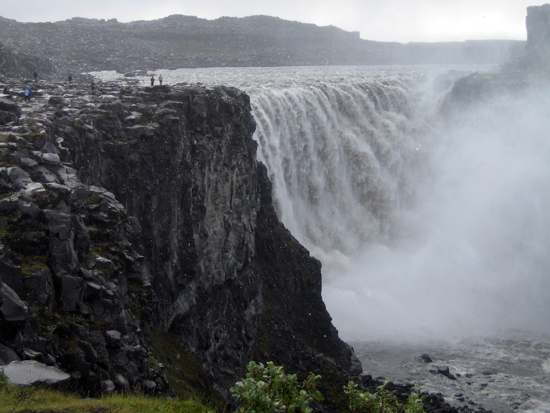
left=151, top=331, right=227, bottom=412
left=21, top=255, right=49, bottom=275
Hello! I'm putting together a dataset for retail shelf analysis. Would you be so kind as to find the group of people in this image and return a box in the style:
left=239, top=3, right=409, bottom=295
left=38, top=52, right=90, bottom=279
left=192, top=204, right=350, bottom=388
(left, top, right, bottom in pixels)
left=150, top=74, right=163, bottom=86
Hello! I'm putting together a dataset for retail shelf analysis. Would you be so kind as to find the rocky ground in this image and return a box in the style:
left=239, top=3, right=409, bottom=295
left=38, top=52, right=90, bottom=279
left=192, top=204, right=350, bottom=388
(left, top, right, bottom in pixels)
left=0, top=76, right=173, bottom=394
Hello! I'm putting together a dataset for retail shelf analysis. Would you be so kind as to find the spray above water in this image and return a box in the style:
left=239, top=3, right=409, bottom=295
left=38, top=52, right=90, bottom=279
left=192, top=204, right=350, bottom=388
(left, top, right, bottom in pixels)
left=92, top=66, right=550, bottom=341
left=251, top=70, right=550, bottom=341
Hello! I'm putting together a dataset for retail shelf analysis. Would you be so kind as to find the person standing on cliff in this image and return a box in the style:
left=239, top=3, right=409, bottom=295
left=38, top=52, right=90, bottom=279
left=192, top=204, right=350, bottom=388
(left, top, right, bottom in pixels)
left=158, top=74, right=163, bottom=85
left=33, top=71, right=38, bottom=81
left=150, top=75, right=155, bottom=86
left=24, top=87, right=31, bottom=102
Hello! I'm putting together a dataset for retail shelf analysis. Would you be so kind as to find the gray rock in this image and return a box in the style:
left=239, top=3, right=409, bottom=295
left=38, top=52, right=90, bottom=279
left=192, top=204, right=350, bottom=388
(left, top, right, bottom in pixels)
left=44, top=209, right=72, bottom=240
left=41, top=153, right=61, bottom=165
left=7, top=167, right=32, bottom=190
left=112, top=373, right=129, bottom=391
left=2, top=360, right=70, bottom=387
left=142, top=379, right=157, bottom=392
left=0, top=344, right=20, bottom=366
left=105, top=330, right=122, bottom=348
left=101, top=379, right=115, bottom=393
left=0, top=280, right=28, bottom=322
left=24, top=270, right=54, bottom=308
left=0, top=110, right=17, bottom=124
left=0, top=259, right=24, bottom=295
left=94, top=256, right=117, bottom=273
left=59, top=274, right=84, bottom=312
left=48, top=96, right=66, bottom=107
left=34, top=166, right=59, bottom=183
left=49, top=238, right=78, bottom=273
left=0, top=99, right=22, bottom=117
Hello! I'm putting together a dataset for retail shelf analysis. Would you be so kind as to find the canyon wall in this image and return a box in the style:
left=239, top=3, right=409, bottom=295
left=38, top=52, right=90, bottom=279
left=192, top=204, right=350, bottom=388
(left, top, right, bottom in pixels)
left=0, top=79, right=360, bottom=410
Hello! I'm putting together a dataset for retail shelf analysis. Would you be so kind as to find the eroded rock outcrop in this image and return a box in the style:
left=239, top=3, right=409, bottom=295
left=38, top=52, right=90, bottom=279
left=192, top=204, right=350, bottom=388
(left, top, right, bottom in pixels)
left=0, top=77, right=359, bottom=409
left=526, top=4, right=550, bottom=68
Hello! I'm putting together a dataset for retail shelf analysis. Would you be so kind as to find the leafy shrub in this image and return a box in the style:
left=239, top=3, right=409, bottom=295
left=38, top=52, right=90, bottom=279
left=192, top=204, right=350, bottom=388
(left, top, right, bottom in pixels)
left=230, top=361, right=323, bottom=413
left=344, top=381, right=425, bottom=413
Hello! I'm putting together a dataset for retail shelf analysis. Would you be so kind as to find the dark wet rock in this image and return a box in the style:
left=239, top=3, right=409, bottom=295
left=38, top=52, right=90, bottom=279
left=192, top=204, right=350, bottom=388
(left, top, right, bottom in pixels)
left=0, top=98, right=21, bottom=117
left=7, top=167, right=33, bottom=190
left=112, top=373, right=129, bottom=391
left=421, top=353, right=433, bottom=363
left=0, top=78, right=361, bottom=411
left=0, top=258, right=24, bottom=295
left=101, top=379, right=115, bottom=393
left=0, top=280, right=28, bottom=322
left=0, top=343, right=20, bottom=365
left=437, top=366, right=457, bottom=381
left=0, top=110, right=16, bottom=125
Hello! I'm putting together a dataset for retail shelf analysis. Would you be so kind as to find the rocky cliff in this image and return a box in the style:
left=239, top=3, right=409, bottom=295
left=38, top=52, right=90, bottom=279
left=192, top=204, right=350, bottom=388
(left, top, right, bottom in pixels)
left=526, top=4, right=550, bottom=67
left=0, top=14, right=523, bottom=78
left=0, top=40, right=55, bottom=79
left=0, top=76, right=360, bottom=410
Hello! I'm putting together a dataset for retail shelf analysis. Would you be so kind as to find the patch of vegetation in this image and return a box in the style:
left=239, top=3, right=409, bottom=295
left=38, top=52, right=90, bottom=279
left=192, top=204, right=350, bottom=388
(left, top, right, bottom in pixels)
left=21, top=255, right=49, bottom=275
left=230, top=361, right=323, bottom=413
left=151, top=331, right=227, bottom=412
left=0, top=368, right=211, bottom=413
left=230, top=363, right=426, bottom=413
left=345, top=381, right=425, bottom=413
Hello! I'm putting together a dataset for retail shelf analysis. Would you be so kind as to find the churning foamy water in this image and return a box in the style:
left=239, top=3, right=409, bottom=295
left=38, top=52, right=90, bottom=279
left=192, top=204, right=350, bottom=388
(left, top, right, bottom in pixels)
left=92, top=66, right=550, bottom=411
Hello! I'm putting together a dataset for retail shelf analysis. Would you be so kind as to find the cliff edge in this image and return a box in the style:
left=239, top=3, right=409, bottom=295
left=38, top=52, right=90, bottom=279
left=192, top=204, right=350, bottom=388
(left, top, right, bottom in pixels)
left=0, top=77, right=360, bottom=410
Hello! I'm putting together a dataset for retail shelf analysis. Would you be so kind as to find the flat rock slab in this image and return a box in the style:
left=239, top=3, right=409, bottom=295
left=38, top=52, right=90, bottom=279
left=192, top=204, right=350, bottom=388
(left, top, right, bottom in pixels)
left=2, top=360, right=70, bottom=387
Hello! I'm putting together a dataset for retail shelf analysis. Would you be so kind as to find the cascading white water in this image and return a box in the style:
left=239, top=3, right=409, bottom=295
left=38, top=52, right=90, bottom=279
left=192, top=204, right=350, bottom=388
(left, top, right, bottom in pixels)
left=91, top=66, right=550, bottom=411
left=92, top=66, right=550, bottom=342
left=249, top=69, right=550, bottom=341
left=251, top=75, right=443, bottom=268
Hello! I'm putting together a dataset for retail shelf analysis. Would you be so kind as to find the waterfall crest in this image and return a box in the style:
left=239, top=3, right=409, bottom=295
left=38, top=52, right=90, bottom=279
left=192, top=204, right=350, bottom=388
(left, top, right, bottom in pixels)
left=251, top=78, right=436, bottom=263
left=250, top=70, right=550, bottom=340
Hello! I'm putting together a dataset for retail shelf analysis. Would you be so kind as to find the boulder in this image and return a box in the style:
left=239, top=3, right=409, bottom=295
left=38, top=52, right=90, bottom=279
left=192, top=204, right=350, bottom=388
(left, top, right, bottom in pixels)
left=0, top=110, right=16, bottom=124
left=2, top=360, right=70, bottom=387
left=0, top=280, right=28, bottom=322
left=0, top=99, right=21, bottom=117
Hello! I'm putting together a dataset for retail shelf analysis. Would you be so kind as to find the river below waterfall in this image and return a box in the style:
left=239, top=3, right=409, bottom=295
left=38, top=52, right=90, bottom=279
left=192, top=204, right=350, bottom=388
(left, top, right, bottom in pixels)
left=91, top=65, right=550, bottom=412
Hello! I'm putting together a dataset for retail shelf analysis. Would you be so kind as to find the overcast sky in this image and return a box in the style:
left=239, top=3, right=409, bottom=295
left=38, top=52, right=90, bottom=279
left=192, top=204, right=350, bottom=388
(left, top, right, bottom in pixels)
left=1, top=0, right=541, bottom=43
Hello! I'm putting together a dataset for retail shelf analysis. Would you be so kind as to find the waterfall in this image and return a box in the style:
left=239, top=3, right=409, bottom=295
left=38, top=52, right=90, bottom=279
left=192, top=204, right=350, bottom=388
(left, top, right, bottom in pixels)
left=250, top=70, right=550, bottom=341
left=251, top=77, right=436, bottom=264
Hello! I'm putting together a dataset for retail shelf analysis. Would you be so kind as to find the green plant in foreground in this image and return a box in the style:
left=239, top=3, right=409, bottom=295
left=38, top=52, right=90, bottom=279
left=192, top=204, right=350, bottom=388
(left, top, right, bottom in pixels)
left=230, top=361, right=323, bottom=413
left=344, top=381, right=425, bottom=413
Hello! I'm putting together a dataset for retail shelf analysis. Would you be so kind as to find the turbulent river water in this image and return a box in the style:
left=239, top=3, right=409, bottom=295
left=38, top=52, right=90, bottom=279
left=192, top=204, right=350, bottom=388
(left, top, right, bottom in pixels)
left=92, top=66, right=550, bottom=412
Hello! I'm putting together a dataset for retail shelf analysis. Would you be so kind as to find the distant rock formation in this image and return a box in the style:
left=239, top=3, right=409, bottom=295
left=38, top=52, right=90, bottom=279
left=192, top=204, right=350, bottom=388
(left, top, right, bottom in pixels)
left=0, top=40, right=54, bottom=78
left=503, top=3, right=550, bottom=75
left=0, top=14, right=523, bottom=78
left=526, top=4, right=550, bottom=70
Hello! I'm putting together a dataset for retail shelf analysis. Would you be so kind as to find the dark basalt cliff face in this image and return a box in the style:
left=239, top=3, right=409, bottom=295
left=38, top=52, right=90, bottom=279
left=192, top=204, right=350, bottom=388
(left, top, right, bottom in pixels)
left=0, top=79, right=360, bottom=410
